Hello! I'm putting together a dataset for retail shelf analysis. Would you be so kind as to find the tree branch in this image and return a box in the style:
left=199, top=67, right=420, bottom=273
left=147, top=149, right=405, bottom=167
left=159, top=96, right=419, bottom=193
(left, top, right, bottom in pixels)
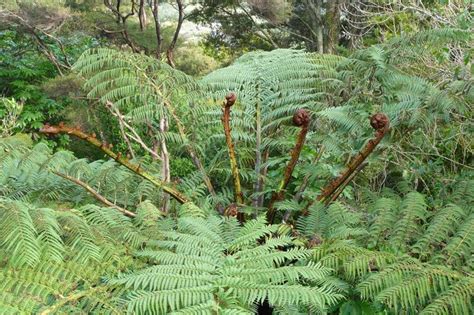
left=105, top=102, right=137, bottom=159
left=52, top=171, right=136, bottom=218
left=151, top=0, right=163, bottom=59
left=138, top=71, right=219, bottom=203
left=166, top=0, right=184, bottom=67
left=238, top=3, right=279, bottom=48
left=103, top=0, right=139, bottom=53
left=40, top=123, right=189, bottom=204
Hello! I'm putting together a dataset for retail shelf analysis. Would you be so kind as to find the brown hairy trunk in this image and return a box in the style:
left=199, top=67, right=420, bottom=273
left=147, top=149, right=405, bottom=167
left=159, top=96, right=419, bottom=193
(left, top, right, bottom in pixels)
left=222, top=93, right=244, bottom=206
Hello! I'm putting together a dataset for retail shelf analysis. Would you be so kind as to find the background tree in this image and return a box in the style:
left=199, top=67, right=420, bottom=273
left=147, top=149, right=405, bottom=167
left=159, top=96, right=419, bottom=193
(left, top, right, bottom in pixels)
left=191, top=0, right=350, bottom=55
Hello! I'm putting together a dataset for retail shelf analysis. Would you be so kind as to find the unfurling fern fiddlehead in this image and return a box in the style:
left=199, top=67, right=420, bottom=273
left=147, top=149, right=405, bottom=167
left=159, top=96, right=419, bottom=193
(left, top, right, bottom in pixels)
left=222, top=92, right=244, bottom=207
left=303, top=113, right=390, bottom=215
left=267, top=109, right=311, bottom=223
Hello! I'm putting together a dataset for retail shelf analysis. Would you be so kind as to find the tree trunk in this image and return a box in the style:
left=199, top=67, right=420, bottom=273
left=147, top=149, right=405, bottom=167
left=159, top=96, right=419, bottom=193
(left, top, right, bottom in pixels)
left=166, top=0, right=184, bottom=67
left=138, top=0, right=147, bottom=30
left=160, top=118, right=171, bottom=213
left=103, top=0, right=138, bottom=52
left=152, top=0, right=162, bottom=59
left=315, top=0, right=324, bottom=54
left=325, top=0, right=341, bottom=53
left=115, top=0, right=121, bottom=23
left=302, top=0, right=324, bottom=53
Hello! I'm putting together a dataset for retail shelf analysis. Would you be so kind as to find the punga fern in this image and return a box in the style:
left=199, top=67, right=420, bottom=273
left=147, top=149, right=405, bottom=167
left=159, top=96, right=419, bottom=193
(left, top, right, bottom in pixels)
left=0, top=198, right=149, bottom=313
left=0, top=197, right=343, bottom=313
left=307, top=184, right=473, bottom=315
left=0, top=135, right=167, bottom=209
left=198, top=49, right=344, bottom=205
left=110, top=214, right=343, bottom=314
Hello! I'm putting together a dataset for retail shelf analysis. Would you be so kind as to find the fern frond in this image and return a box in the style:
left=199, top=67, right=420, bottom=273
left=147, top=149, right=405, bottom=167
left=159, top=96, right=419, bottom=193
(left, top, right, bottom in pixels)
left=113, top=214, right=341, bottom=313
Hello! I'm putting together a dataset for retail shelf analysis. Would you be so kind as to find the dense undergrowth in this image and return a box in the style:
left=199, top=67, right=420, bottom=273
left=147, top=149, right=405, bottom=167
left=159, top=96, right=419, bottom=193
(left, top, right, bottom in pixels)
left=0, top=135, right=472, bottom=314
left=1, top=1, right=473, bottom=314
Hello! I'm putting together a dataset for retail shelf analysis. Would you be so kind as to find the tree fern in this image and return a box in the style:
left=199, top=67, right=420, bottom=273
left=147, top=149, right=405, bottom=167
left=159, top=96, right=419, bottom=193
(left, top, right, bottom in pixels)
left=1, top=19, right=472, bottom=315
left=0, top=198, right=146, bottom=313
left=110, top=214, right=343, bottom=314
left=197, top=49, right=349, bottom=207
left=357, top=260, right=473, bottom=315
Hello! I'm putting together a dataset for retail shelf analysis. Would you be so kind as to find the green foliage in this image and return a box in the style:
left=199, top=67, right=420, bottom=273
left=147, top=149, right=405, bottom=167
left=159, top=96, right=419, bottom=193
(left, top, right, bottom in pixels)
left=190, top=1, right=276, bottom=56
left=0, top=183, right=342, bottom=313
left=0, top=197, right=144, bottom=313
left=307, top=182, right=474, bottom=314
left=174, top=45, right=220, bottom=77
left=358, top=260, right=473, bottom=315
left=0, top=97, right=23, bottom=136
left=0, top=27, right=100, bottom=146
left=0, top=30, right=65, bottom=131
left=111, top=215, right=343, bottom=313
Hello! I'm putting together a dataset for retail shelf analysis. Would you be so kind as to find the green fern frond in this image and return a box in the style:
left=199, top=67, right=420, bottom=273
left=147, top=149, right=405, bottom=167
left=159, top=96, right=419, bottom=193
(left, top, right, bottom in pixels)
left=412, top=204, right=466, bottom=260
left=0, top=198, right=41, bottom=267
left=112, top=215, right=342, bottom=313
left=389, top=192, right=428, bottom=250
left=358, top=259, right=472, bottom=314
left=419, top=277, right=474, bottom=315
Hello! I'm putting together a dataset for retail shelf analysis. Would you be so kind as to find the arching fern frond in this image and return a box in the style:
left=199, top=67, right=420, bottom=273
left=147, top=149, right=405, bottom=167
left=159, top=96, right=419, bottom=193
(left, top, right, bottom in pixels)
left=357, top=259, right=473, bottom=314
left=110, top=215, right=343, bottom=313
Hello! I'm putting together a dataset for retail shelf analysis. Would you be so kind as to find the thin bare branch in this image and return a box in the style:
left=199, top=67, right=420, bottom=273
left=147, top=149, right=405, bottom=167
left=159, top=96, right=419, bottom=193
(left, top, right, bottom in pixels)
left=166, top=0, right=185, bottom=67
left=52, top=171, right=137, bottom=218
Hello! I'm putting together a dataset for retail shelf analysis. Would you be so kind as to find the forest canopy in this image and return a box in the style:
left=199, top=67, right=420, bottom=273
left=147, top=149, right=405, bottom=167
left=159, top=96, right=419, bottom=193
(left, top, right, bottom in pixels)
left=0, top=1, right=473, bottom=314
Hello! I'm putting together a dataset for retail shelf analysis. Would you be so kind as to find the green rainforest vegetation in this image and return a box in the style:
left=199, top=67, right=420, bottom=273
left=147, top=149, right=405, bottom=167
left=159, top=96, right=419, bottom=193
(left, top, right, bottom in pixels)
left=0, top=1, right=473, bottom=314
